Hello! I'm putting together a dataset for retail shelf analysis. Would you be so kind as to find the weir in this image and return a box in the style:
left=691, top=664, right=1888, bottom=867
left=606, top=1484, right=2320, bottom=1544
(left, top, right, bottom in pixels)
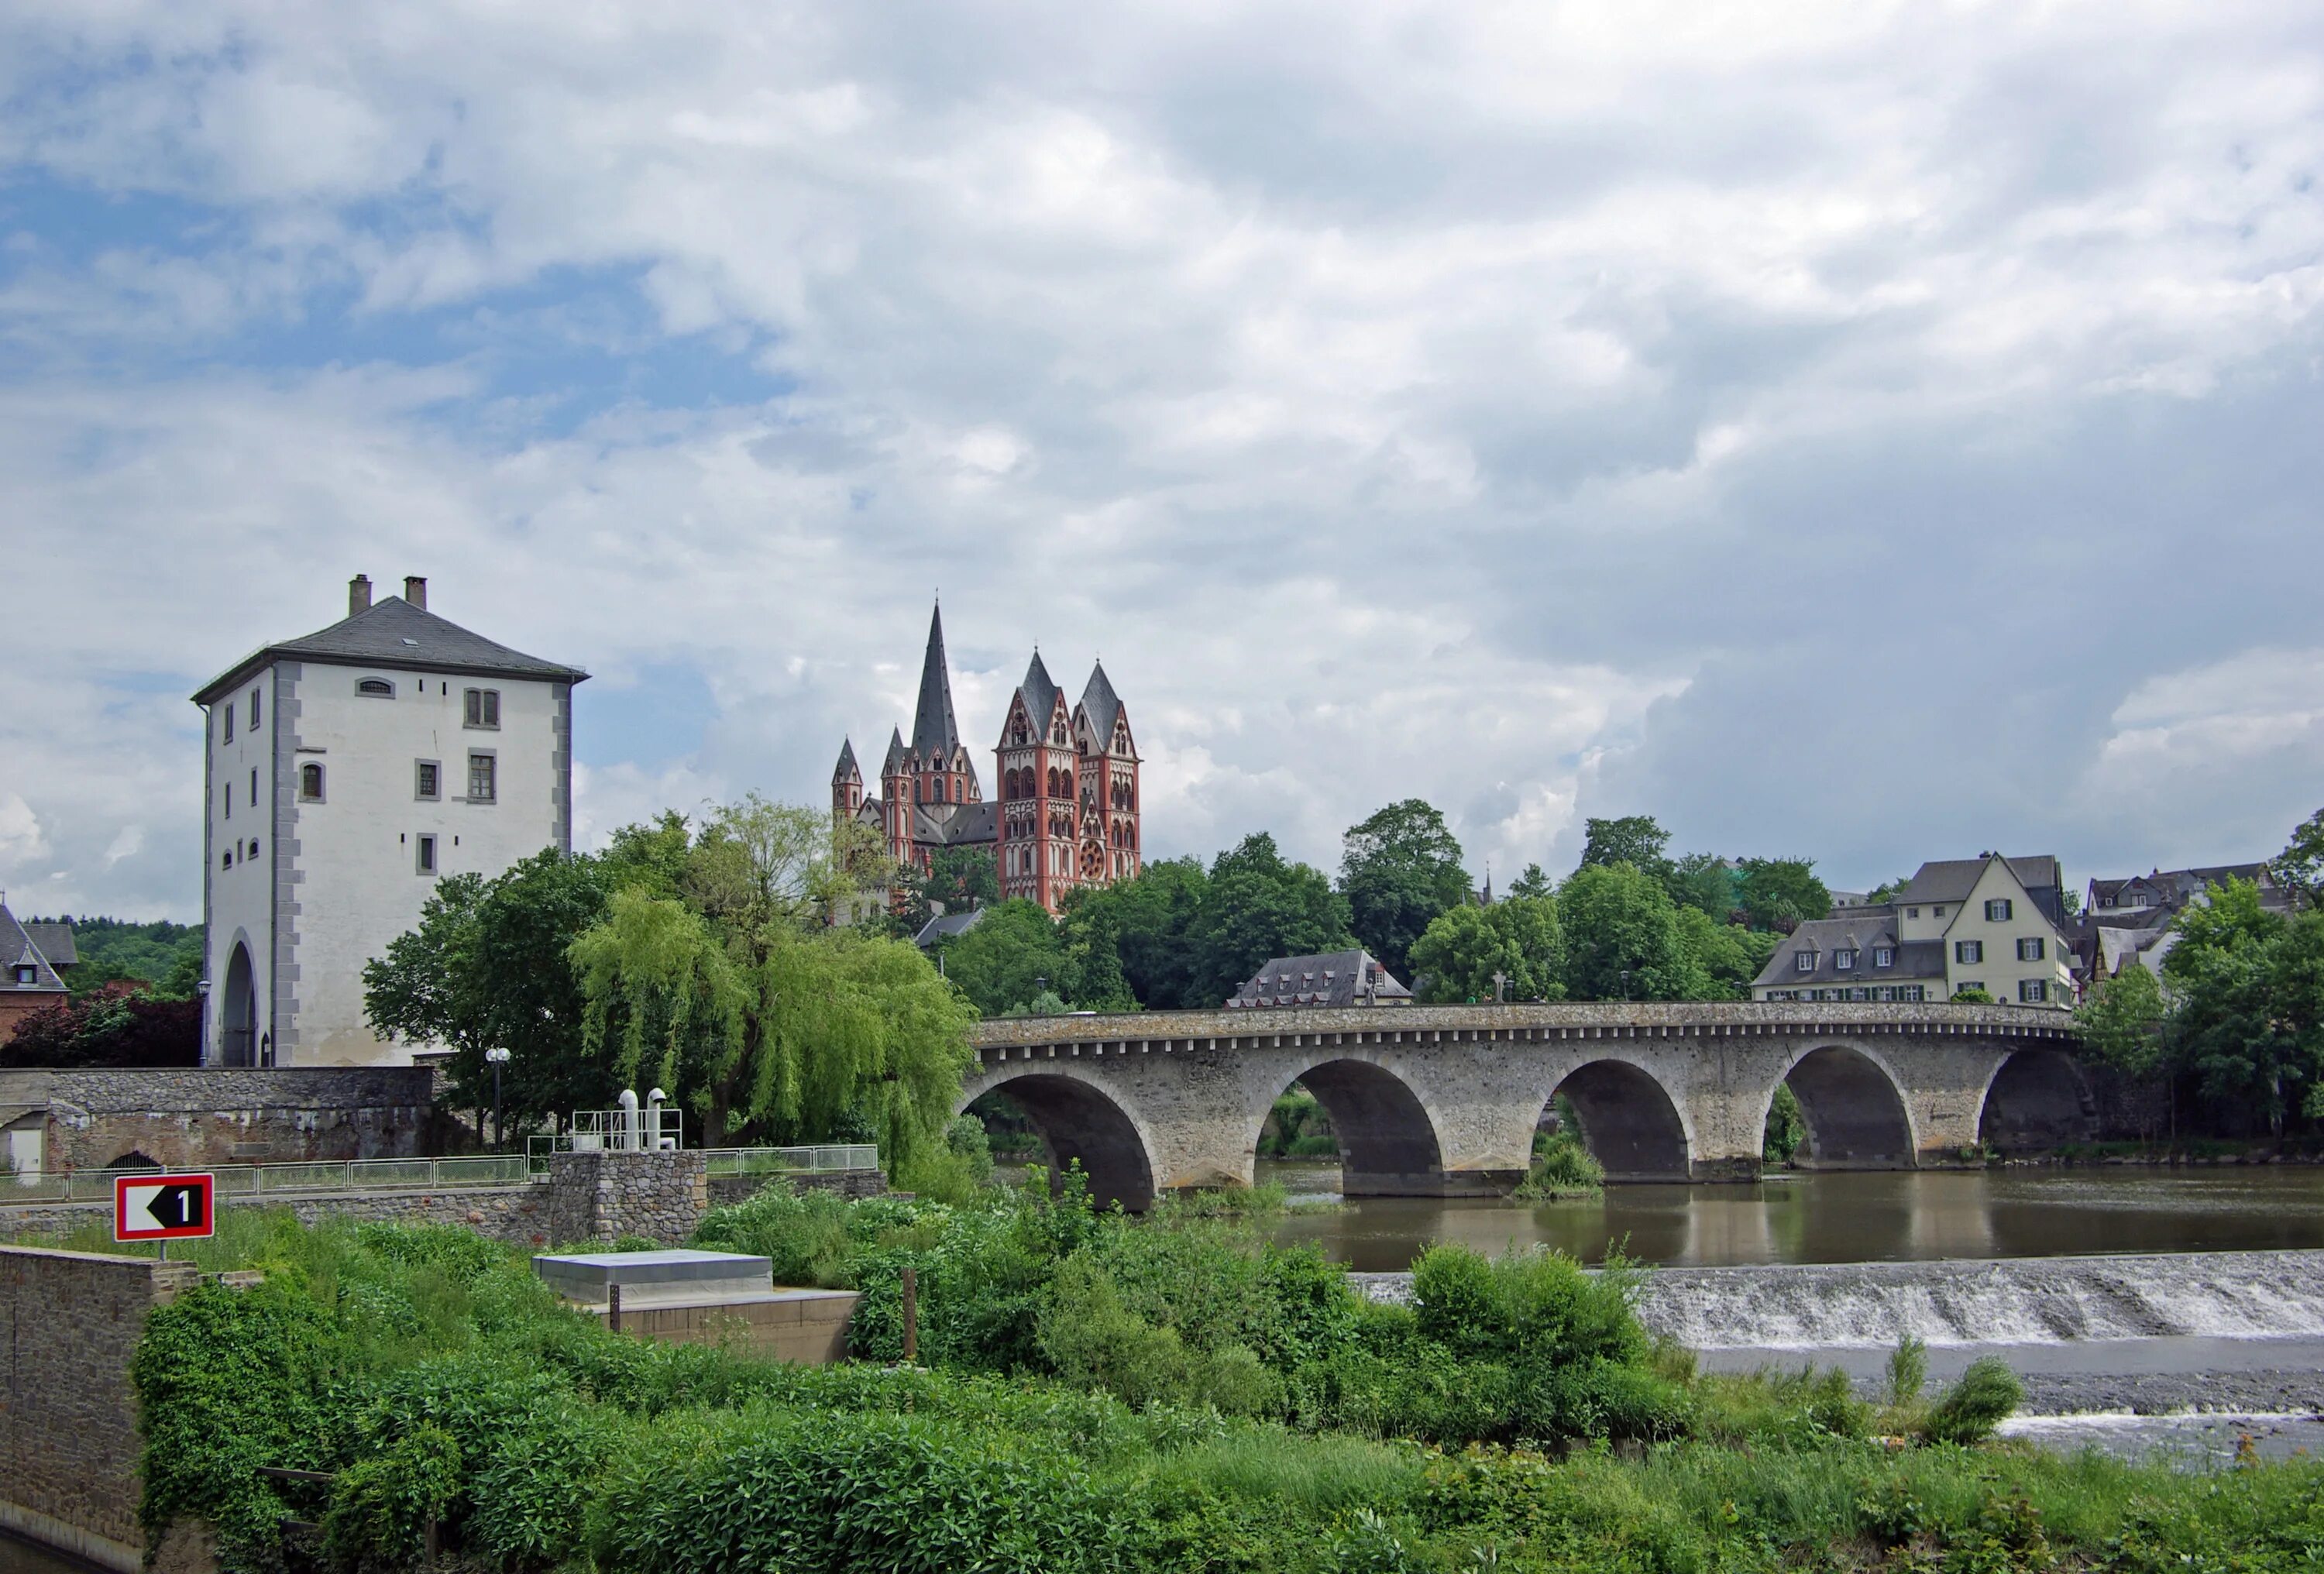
left=962, top=1001, right=2083, bottom=1203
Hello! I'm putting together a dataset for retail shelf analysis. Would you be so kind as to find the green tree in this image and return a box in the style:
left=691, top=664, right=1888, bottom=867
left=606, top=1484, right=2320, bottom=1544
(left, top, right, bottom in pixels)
left=2163, top=881, right=2324, bottom=1132
left=1559, top=863, right=1710, bottom=1001
left=365, top=851, right=621, bottom=1138
left=2275, top=807, right=2324, bottom=910
left=684, top=793, right=889, bottom=933
left=1339, top=800, right=1471, bottom=981
left=1407, top=895, right=1564, bottom=1002
left=1734, top=857, right=1832, bottom=931
left=1059, top=857, right=1210, bottom=1009
left=934, top=899, right=1069, bottom=1016
left=1674, top=906, right=1778, bottom=998
left=902, top=845, right=1000, bottom=930
left=1578, top=815, right=1675, bottom=882
left=1193, top=834, right=1356, bottom=1005
left=1667, top=851, right=1738, bottom=918
left=600, top=810, right=693, bottom=897
left=1865, top=875, right=1914, bottom=905
left=1506, top=862, right=1555, bottom=902
left=2074, top=963, right=2169, bottom=1077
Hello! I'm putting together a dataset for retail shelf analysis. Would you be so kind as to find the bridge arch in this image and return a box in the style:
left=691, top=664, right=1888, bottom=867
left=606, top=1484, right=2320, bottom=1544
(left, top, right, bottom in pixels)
left=961, top=1070, right=1158, bottom=1211
left=1258, top=1055, right=1447, bottom=1196
left=1977, top=1049, right=2095, bottom=1153
left=1769, top=1042, right=1918, bottom=1169
left=1546, top=1057, right=1693, bottom=1181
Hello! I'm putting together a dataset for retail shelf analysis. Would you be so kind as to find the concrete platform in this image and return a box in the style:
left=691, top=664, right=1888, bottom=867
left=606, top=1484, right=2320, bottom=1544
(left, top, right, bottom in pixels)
left=533, top=1248, right=857, bottom=1364
left=533, top=1248, right=772, bottom=1308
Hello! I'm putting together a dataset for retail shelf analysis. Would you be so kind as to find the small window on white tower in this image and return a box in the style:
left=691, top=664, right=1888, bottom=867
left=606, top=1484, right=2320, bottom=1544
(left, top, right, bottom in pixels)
left=416, top=834, right=438, bottom=875
left=464, top=688, right=500, bottom=729
left=300, top=762, right=325, bottom=802
left=468, top=753, right=497, bottom=802
left=358, top=678, right=394, bottom=699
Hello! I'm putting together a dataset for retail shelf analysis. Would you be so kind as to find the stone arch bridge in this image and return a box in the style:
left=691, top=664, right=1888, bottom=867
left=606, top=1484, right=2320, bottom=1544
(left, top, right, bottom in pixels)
left=960, top=1002, right=2087, bottom=1209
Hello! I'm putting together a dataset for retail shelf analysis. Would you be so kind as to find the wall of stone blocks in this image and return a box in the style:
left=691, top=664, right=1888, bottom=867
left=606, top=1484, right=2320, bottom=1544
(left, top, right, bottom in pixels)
left=545, top=1150, right=708, bottom=1245
left=1, top=1184, right=553, bottom=1249
left=1, top=1067, right=439, bottom=1174
left=0, top=1245, right=201, bottom=1573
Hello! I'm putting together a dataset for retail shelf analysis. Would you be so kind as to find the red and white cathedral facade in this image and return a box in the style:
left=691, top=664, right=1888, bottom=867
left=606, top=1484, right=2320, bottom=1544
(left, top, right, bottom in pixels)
left=832, top=603, right=1142, bottom=913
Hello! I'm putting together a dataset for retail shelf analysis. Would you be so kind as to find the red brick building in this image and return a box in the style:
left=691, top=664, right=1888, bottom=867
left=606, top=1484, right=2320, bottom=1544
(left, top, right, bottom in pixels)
left=833, top=603, right=1142, bottom=913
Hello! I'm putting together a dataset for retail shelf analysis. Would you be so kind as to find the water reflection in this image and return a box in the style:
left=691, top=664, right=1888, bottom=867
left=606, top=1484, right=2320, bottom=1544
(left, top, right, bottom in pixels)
left=1259, top=1162, right=2324, bottom=1272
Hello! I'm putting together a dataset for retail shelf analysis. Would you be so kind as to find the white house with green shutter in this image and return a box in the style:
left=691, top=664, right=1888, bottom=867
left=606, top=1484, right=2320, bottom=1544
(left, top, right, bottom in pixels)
left=1754, top=854, right=2075, bottom=1009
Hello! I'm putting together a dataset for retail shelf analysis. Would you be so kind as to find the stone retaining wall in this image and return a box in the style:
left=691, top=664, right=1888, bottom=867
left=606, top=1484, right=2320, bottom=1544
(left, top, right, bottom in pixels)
left=2, top=1184, right=552, bottom=1248
left=0, top=1245, right=200, bottom=1572
left=706, top=1167, right=888, bottom=1207
left=545, top=1150, right=708, bottom=1244
left=0, top=1067, right=441, bottom=1174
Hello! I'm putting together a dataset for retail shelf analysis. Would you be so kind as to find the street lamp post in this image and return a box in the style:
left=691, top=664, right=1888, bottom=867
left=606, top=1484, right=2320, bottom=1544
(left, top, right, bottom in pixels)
left=485, top=1048, right=511, bottom=1150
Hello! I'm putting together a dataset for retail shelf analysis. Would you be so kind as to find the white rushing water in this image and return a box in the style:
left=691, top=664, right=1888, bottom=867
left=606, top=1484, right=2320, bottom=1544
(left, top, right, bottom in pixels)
left=1354, top=1249, right=2324, bottom=1350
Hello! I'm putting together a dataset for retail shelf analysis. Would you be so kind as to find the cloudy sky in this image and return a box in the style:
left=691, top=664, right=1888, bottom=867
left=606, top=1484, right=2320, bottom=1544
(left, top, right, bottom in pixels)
left=4, top=0, right=2321, bottom=922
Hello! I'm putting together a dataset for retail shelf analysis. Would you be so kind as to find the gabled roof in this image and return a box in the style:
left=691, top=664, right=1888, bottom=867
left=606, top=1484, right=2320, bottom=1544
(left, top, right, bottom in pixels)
left=1009, top=652, right=1061, bottom=743
left=908, top=603, right=964, bottom=765
left=911, top=801, right=999, bottom=847
left=193, top=594, right=586, bottom=703
left=1225, top=950, right=1412, bottom=1009
left=22, top=922, right=75, bottom=967
left=1752, top=912, right=1945, bottom=988
left=0, top=904, right=68, bottom=994
left=832, top=738, right=861, bottom=784
left=913, top=908, right=988, bottom=948
left=1078, top=661, right=1124, bottom=751
left=1896, top=854, right=2058, bottom=906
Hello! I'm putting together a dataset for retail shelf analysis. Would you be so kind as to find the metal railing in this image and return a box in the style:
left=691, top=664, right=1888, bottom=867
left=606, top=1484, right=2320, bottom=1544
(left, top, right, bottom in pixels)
left=2, top=1153, right=531, bottom=1205
left=1, top=1144, right=882, bottom=1208
left=525, top=1106, right=685, bottom=1164
left=701, top=1145, right=879, bottom=1177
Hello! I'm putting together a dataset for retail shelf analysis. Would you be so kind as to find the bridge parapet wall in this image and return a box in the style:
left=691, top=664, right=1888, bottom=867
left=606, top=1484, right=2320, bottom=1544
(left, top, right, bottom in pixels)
left=961, top=1004, right=2075, bottom=1198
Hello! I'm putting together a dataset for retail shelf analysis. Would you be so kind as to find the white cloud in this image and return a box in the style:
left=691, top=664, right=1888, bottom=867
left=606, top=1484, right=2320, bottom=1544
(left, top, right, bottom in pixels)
left=3, top=0, right=2323, bottom=914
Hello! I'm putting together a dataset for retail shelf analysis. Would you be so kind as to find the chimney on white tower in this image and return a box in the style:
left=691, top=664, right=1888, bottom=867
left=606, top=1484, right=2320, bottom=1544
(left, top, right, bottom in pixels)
left=349, top=574, right=373, bottom=615
left=404, top=576, right=428, bottom=611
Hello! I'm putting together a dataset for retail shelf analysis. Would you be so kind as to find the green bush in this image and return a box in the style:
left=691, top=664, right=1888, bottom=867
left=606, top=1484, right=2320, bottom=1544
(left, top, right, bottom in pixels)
left=321, top=1423, right=460, bottom=1574
left=690, top=1180, right=856, bottom=1286
left=593, top=1404, right=1119, bottom=1574
left=1514, top=1130, right=1606, bottom=1197
left=1921, top=1356, right=2022, bottom=1445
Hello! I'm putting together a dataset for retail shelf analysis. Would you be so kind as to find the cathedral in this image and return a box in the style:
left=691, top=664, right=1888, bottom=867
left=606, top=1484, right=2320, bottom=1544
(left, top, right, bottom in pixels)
left=832, top=603, right=1143, bottom=913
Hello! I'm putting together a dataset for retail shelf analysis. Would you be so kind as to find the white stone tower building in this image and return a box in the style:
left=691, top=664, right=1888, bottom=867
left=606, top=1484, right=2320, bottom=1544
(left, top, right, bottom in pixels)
left=193, top=575, right=587, bottom=1066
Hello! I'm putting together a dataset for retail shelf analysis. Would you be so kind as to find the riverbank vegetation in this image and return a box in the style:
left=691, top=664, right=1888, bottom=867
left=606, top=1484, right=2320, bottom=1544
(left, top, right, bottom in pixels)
left=102, top=1196, right=2324, bottom=1574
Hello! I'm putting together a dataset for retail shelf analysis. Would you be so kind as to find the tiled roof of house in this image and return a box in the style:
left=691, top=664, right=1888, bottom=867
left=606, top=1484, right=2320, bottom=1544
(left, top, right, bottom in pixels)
left=913, top=908, right=988, bottom=948
left=0, top=904, right=68, bottom=993
left=22, top=922, right=75, bottom=967
left=911, top=802, right=999, bottom=847
left=1226, top=950, right=1412, bottom=1009
left=1752, top=912, right=1945, bottom=989
left=194, top=594, right=586, bottom=703
left=1896, top=854, right=2058, bottom=906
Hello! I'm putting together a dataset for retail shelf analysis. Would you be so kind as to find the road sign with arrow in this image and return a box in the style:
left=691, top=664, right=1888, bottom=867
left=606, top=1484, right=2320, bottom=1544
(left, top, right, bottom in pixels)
left=115, top=1174, right=215, bottom=1242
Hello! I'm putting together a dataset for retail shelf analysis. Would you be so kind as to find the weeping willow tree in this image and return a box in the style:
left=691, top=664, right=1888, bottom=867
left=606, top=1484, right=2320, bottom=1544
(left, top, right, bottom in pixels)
left=568, top=883, right=977, bottom=1177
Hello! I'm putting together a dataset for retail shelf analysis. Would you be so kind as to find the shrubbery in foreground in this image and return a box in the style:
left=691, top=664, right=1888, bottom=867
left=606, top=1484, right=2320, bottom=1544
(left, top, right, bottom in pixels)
left=115, top=1203, right=2312, bottom=1574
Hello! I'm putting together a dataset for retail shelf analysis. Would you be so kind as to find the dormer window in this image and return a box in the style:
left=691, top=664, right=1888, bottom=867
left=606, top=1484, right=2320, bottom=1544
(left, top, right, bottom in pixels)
left=358, top=678, right=394, bottom=699
left=1834, top=949, right=1857, bottom=971
left=1795, top=950, right=1815, bottom=972
left=1874, top=947, right=1894, bottom=967
left=13, top=965, right=34, bottom=985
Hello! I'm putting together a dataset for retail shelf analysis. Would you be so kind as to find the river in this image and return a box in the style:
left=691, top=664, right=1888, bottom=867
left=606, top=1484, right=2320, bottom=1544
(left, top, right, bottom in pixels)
left=1258, top=1160, right=2324, bottom=1270
left=1261, top=1161, right=2324, bottom=1460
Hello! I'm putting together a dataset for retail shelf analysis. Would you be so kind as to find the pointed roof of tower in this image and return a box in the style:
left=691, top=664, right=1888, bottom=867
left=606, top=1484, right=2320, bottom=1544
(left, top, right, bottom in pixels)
left=1078, top=660, right=1123, bottom=744
left=883, top=727, right=906, bottom=772
left=1012, top=651, right=1061, bottom=733
left=832, top=737, right=861, bottom=784
left=909, top=601, right=964, bottom=764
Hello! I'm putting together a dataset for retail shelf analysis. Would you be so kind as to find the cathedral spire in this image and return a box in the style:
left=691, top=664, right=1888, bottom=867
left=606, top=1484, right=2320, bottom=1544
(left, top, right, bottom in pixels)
left=909, top=600, right=963, bottom=764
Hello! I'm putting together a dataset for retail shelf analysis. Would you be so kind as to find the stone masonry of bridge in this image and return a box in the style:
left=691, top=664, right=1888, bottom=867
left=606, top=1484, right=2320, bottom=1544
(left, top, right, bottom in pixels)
left=960, top=1002, right=2085, bottom=1208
